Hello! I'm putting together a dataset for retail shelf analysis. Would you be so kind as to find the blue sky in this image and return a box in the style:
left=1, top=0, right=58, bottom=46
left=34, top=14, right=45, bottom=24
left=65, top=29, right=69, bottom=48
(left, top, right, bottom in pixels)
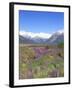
left=19, top=10, right=64, bottom=34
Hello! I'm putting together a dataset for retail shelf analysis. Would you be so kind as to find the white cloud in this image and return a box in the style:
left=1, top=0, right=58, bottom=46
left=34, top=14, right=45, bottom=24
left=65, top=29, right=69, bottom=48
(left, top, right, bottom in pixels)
left=19, top=31, right=51, bottom=39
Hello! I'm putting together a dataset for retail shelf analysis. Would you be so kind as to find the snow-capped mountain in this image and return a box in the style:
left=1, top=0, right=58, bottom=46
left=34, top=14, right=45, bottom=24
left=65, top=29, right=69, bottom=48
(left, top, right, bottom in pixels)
left=19, top=35, right=35, bottom=44
left=46, top=31, right=64, bottom=44
left=20, top=31, right=51, bottom=39
left=19, top=31, right=64, bottom=44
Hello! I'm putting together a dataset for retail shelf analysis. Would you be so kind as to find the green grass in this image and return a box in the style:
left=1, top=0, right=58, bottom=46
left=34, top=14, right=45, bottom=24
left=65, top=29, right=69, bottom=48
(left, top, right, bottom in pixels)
left=31, top=54, right=64, bottom=78
left=19, top=45, right=64, bottom=79
left=19, top=46, right=36, bottom=63
left=57, top=41, right=64, bottom=48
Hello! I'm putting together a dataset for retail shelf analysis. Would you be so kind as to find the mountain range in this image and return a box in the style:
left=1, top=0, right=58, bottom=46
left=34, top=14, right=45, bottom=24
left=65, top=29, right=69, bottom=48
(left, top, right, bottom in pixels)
left=19, top=31, right=64, bottom=45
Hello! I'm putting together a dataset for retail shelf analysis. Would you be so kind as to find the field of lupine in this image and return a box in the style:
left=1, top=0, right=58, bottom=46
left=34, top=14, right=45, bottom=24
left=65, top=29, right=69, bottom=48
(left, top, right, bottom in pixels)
left=19, top=43, right=64, bottom=79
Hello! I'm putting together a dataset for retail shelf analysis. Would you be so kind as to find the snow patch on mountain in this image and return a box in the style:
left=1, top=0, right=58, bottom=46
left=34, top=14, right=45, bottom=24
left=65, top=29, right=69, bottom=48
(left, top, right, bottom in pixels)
left=19, top=31, right=51, bottom=39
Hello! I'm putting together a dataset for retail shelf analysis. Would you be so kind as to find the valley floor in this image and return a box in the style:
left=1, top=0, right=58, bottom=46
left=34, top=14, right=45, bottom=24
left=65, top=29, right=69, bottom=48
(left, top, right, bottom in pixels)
left=19, top=44, right=64, bottom=79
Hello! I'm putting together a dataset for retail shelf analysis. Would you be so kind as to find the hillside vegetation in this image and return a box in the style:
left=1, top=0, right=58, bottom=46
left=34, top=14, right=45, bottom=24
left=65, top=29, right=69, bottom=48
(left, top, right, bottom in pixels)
left=19, top=43, right=64, bottom=79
